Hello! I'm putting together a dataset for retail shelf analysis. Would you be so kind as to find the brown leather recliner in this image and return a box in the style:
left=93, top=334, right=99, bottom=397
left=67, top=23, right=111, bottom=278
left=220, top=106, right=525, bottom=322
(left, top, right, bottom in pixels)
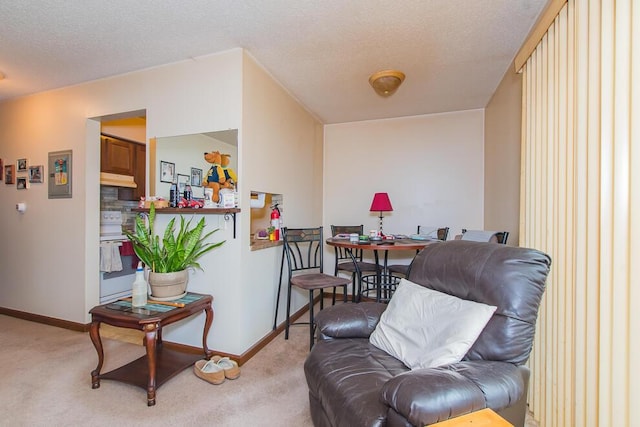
left=304, top=241, right=551, bottom=427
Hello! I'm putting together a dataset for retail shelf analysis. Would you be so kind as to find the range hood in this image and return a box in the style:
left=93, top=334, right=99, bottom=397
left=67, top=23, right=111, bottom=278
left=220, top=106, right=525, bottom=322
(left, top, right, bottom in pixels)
left=100, top=172, right=137, bottom=188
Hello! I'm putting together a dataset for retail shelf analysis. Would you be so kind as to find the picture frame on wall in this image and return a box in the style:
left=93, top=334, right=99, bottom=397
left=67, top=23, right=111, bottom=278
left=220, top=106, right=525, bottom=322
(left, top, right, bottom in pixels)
left=160, top=161, right=175, bottom=183
left=190, top=167, right=203, bottom=187
left=29, top=165, right=44, bottom=183
left=16, top=177, right=27, bottom=190
left=5, top=164, right=15, bottom=184
left=48, top=149, right=72, bottom=199
left=178, top=174, right=190, bottom=194
left=0, top=158, right=3, bottom=181
left=17, top=158, right=28, bottom=172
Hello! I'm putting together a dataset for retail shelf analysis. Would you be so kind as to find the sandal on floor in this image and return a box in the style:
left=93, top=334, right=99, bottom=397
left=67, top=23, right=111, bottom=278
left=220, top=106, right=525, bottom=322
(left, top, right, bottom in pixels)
left=194, top=359, right=225, bottom=385
left=211, top=355, right=241, bottom=379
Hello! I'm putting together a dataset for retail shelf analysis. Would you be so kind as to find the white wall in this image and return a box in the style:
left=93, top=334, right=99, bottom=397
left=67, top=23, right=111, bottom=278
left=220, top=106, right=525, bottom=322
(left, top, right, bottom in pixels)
left=0, top=44, right=492, bottom=356
left=323, top=110, right=485, bottom=267
left=164, top=51, right=325, bottom=354
left=484, top=66, right=521, bottom=245
left=239, top=52, right=324, bottom=347
left=0, top=49, right=242, bottom=342
left=0, top=47, right=325, bottom=356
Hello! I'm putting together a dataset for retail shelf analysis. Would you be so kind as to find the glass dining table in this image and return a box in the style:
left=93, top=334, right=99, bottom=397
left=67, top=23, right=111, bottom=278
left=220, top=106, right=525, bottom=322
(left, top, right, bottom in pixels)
left=326, top=237, right=439, bottom=302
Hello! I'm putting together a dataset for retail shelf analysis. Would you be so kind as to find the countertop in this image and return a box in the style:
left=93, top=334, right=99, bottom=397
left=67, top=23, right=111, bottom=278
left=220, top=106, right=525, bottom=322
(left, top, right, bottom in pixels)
left=250, top=238, right=282, bottom=251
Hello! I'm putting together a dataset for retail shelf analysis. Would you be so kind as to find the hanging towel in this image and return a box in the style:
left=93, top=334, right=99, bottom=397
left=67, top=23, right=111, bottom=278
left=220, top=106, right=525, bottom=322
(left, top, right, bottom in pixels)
left=100, top=242, right=123, bottom=273
left=119, top=241, right=140, bottom=269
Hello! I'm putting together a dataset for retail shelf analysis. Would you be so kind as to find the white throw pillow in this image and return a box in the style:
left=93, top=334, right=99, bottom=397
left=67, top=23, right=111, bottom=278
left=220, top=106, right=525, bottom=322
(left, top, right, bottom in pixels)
left=369, top=278, right=497, bottom=369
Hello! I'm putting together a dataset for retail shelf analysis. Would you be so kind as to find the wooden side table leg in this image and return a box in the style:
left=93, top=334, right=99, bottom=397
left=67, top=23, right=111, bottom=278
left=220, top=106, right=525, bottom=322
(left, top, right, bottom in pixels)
left=143, top=323, right=158, bottom=406
left=202, top=305, right=214, bottom=359
left=89, top=320, right=104, bottom=389
left=156, top=326, right=163, bottom=350
left=137, top=324, right=161, bottom=349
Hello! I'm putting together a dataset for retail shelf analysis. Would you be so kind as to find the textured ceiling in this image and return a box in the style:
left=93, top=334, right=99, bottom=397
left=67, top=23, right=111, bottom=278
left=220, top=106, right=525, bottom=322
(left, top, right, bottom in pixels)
left=0, top=0, right=546, bottom=124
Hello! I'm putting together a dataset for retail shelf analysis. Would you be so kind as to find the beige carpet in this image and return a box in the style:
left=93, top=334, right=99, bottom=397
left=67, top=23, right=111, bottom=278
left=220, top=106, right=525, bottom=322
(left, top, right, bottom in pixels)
left=0, top=314, right=311, bottom=427
left=1, top=312, right=540, bottom=427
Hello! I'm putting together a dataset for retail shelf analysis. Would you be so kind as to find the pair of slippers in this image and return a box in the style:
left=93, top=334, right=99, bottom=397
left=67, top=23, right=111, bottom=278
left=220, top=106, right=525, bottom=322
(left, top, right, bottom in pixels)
left=194, top=355, right=241, bottom=385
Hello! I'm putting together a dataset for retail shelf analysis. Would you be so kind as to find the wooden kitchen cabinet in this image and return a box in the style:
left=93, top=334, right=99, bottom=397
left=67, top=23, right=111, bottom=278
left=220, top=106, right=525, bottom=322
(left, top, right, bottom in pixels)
left=101, top=136, right=135, bottom=175
left=101, top=134, right=146, bottom=200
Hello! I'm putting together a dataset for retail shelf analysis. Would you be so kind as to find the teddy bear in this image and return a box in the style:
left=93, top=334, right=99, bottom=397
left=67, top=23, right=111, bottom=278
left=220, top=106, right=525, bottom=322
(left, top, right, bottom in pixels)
left=220, top=153, right=237, bottom=190
left=202, top=150, right=226, bottom=203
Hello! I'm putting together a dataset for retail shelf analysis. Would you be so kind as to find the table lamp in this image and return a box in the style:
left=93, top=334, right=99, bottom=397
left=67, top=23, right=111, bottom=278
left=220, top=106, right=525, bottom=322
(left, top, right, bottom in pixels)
left=369, top=192, right=393, bottom=235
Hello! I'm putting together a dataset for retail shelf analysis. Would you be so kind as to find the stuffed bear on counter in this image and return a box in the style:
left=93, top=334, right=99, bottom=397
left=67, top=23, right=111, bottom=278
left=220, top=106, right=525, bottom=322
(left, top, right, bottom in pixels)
left=202, top=150, right=225, bottom=203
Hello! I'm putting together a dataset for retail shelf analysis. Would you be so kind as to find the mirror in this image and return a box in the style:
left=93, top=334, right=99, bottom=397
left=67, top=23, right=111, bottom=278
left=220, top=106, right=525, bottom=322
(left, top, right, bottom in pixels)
left=151, top=130, right=238, bottom=200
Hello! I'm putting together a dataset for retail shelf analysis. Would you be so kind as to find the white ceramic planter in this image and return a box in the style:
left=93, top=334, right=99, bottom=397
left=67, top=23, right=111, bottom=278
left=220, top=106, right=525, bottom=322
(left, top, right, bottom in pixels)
left=148, top=270, right=189, bottom=300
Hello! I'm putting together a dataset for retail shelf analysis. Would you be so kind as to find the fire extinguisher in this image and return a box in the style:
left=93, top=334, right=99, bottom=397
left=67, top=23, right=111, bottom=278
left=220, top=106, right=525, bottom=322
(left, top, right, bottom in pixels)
left=271, top=204, right=281, bottom=240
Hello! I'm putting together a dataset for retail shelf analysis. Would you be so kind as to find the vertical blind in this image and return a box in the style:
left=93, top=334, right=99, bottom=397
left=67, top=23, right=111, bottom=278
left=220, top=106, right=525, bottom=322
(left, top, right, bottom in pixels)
left=520, top=0, right=639, bottom=426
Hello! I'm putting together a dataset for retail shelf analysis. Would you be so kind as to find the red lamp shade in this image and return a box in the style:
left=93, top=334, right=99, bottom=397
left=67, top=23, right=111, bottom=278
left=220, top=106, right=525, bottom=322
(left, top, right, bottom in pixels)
left=370, top=193, right=393, bottom=212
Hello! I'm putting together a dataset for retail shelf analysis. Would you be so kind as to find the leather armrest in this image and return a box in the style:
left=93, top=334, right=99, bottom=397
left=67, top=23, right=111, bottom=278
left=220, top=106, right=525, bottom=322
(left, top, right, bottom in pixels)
left=380, top=361, right=526, bottom=426
left=315, top=302, right=387, bottom=340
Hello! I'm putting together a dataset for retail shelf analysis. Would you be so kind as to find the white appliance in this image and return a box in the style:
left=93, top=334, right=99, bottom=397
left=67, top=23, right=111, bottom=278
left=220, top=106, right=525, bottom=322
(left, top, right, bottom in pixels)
left=99, top=210, right=134, bottom=303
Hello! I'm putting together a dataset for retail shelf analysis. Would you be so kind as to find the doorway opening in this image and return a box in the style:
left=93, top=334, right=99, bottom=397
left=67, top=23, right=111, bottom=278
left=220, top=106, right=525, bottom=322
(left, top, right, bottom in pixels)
left=95, top=109, right=147, bottom=303
left=98, top=110, right=147, bottom=230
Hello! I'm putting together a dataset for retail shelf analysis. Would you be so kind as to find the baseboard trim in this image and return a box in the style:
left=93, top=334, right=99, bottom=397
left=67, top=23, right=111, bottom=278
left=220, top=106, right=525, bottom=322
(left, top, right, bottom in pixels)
left=235, top=301, right=311, bottom=365
left=161, top=303, right=311, bottom=365
left=1, top=294, right=325, bottom=366
left=0, top=306, right=88, bottom=332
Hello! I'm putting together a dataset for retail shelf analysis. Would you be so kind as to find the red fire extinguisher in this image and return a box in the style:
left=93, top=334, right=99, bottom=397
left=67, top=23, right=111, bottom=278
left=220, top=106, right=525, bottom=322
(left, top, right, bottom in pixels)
left=271, top=204, right=281, bottom=240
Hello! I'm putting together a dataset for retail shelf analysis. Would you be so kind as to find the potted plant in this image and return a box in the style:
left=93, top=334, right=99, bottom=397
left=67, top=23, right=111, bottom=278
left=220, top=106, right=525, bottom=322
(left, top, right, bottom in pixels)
left=124, top=203, right=225, bottom=300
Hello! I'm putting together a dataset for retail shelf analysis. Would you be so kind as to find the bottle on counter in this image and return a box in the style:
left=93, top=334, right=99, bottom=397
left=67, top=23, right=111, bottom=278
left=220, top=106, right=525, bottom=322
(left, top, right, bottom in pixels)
left=131, top=262, right=148, bottom=307
left=169, top=179, right=179, bottom=208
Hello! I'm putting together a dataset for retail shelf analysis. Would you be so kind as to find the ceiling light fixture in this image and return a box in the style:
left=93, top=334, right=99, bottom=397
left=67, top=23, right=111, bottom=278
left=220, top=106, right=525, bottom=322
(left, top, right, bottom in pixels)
left=369, top=70, right=405, bottom=97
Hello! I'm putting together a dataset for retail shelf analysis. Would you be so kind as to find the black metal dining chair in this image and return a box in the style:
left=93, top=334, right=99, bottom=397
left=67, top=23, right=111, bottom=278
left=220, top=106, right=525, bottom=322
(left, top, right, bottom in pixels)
left=387, top=226, right=449, bottom=278
left=459, top=229, right=509, bottom=244
left=283, top=226, right=350, bottom=350
left=330, top=224, right=379, bottom=302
